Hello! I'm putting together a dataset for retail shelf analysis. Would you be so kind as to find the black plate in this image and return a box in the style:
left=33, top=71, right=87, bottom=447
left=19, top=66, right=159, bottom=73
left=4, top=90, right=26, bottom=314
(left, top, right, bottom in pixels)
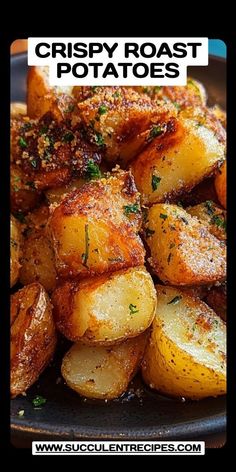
left=11, top=54, right=226, bottom=445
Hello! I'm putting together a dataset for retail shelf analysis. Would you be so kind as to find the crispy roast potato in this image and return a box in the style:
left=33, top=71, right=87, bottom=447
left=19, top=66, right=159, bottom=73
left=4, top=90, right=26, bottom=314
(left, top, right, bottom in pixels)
left=10, top=215, right=23, bottom=288
left=61, top=332, right=148, bottom=399
left=205, top=284, right=227, bottom=321
left=131, top=116, right=225, bottom=205
left=210, top=105, right=226, bottom=128
left=47, top=170, right=145, bottom=278
left=145, top=203, right=226, bottom=285
left=78, top=86, right=177, bottom=164
left=215, top=161, right=226, bottom=209
left=11, top=164, right=41, bottom=213
left=187, top=201, right=226, bottom=241
left=142, top=285, right=226, bottom=399
left=11, top=102, right=27, bottom=117
left=24, top=204, right=50, bottom=233
left=11, top=283, right=57, bottom=397
left=45, top=178, right=86, bottom=205
left=27, top=66, right=76, bottom=121
left=52, top=266, right=156, bottom=344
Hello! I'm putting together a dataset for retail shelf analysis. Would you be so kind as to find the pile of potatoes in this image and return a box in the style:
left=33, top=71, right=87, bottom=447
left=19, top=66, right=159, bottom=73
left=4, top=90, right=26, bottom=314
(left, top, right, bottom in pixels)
left=10, top=67, right=226, bottom=401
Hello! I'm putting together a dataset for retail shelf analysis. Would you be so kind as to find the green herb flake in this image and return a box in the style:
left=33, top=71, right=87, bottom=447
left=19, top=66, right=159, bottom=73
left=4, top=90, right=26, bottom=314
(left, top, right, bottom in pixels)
left=14, top=176, right=21, bottom=183
left=62, top=132, right=74, bottom=143
left=205, top=200, right=214, bottom=215
left=211, top=215, right=226, bottom=230
left=145, top=228, right=155, bottom=238
left=18, top=409, right=25, bottom=417
left=81, top=224, right=90, bottom=267
left=91, top=86, right=98, bottom=93
left=173, top=101, right=181, bottom=111
left=142, top=87, right=149, bottom=93
left=20, top=122, right=32, bottom=132
left=129, top=303, right=139, bottom=315
left=94, top=132, right=105, bottom=147
left=98, top=104, right=108, bottom=115
left=151, top=175, right=161, bottom=191
left=86, top=160, right=102, bottom=180
left=123, top=203, right=140, bottom=216
left=18, top=137, right=27, bottom=148
left=113, top=91, right=121, bottom=98
left=39, top=125, right=48, bottom=135
left=149, top=125, right=163, bottom=141
left=160, top=213, right=167, bottom=220
left=65, top=104, right=75, bottom=113
left=32, top=395, right=47, bottom=408
left=30, top=159, right=37, bottom=169
left=154, top=86, right=162, bottom=93
left=167, top=295, right=182, bottom=305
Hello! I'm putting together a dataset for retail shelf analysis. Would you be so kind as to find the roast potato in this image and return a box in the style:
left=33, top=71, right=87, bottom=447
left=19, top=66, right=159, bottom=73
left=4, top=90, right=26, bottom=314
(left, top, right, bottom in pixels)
left=187, top=201, right=226, bottom=241
left=205, top=284, right=227, bottom=321
left=10, top=215, right=23, bottom=288
left=11, top=283, right=57, bottom=397
left=215, top=161, right=226, bottom=209
left=142, top=285, right=226, bottom=399
left=45, top=178, right=86, bottom=205
left=131, top=116, right=225, bottom=205
left=52, top=266, right=156, bottom=344
left=61, top=332, right=148, bottom=399
left=47, top=170, right=145, bottom=278
left=27, top=66, right=75, bottom=121
left=145, top=203, right=226, bottom=285
left=11, top=164, right=41, bottom=213
left=11, top=102, right=27, bottom=117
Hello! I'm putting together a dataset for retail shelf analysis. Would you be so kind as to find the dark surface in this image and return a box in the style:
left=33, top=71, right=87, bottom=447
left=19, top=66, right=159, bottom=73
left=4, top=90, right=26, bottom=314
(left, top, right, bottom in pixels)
left=11, top=54, right=226, bottom=445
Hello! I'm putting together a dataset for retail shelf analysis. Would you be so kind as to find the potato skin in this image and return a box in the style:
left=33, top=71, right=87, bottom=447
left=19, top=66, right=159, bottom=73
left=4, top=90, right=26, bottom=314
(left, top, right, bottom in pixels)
left=131, top=116, right=225, bottom=205
left=52, top=266, right=156, bottom=344
left=61, top=332, right=148, bottom=400
left=11, top=283, right=57, bottom=397
left=10, top=215, right=23, bottom=288
left=142, top=285, right=226, bottom=399
left=145, top=203, right=226, bottom=285
left=187, top=201, right=226, bottom=241
left=47, top=170, right=145, bottom=278
left=215, top=161, right=226, bottom=209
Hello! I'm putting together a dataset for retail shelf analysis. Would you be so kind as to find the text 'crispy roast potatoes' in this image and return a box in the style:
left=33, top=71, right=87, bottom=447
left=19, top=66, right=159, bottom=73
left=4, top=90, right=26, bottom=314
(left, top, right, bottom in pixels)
left=144, top=203, right=226, bottom=286
left=11, top=283, right=57, bottom=397
left=187, top=201, right=226, bottom=241
left=215, top=161, right=226, bottom=209
left=142, top=285, right=226, bottom=399
left=61, top=332, right=148, bottom=400
left=47, top=170, right=145, bottom=278
left=10, top=215, right=23, bottom=288
left=52, top=266, right=156, bottom=344
left=131, top=116, right=225, bottom=205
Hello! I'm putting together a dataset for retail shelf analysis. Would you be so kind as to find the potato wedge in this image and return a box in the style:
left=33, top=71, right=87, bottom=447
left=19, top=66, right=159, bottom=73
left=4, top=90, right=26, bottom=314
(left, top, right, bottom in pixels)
left=61, top=333, right=148, bottom=399
left=11, top=102, right=27, bottom=117
left=10, top=215, right=23, bottom=288
left=47, top=170, right=145, bottom=278
left=52, top=266, right=156, bottom=344
left=11, top=283, right=57, bottom=397
left=187, top=201, right=226, bottom=241
left=215, top=161, right=226, bottom=209
left=145, top=203, right=226, bottom=285
left=27, top=66, right=75, bottom=120
left=131, top=116, right=225, bottom=205
left=142, top=285, right=226, bottom=399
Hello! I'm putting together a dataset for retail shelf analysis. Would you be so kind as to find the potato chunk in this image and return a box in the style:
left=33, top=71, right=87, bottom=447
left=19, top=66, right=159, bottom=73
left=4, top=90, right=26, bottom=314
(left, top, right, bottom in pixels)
left=215, top=161, right=226, bottom=209
left=187, top=201, right=226, bottom=241
left=144, top=203, right=226, bottom=285
left=47, top=170, right=145, bottom=278
left=61, top=333, right=148, bottom=400
left=131, top=116, right=225, bottom=205
left=52, top=266, right=156, bottom=344
left=10, top=215, right=23, bottom=288
left=11, top=283, right=57, bottom=397
left=142, top=285, right=226, bottom=399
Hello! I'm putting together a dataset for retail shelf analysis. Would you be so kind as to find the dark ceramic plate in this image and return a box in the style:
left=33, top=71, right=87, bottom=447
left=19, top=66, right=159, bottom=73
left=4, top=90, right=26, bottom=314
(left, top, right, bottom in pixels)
left=11, top=54, right=226, bottom=446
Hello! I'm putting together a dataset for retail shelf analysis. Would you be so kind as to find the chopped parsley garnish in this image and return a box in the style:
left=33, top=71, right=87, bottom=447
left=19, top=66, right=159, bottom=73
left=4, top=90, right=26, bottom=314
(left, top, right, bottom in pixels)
left=94, top=132, right=105, bottom=147
left=65, top=103, right=75, bottom=113
left=113, top=91, right=120, bottom=98
left=154, top=86, right=162, bottom=93
left=145, top=228, right=155, bottom=238
left=30, top=159, right=37, bottom=169
left=123, top=203, right=140, bottom=216
left=167, top=295, right=182, bottom=305
left=172, top=101, right=181, bottom=111
left=148, top=125, right=163, bottom=141
left=18, top=137, right=27, bottom=148
left=211, top=215, right=226, bottom=230
left=205, top=200, right=214, bottom=215
left=81, top=224, right=90, bottom=267
left=129, top=303, right=139, bottom=315
left=86, top=160, right=102, bottom=180
left=91, top=86, right=98, bottom=93
left=151, top=175, right=161, bottom=191
left=32, top=395, right=47, bottom=407
left=98, top=104, right=108, bottom=115
left=62, top=132, right=74, bottom=143
left=20, top=122, right=32, bottom=132
left=142, top=87, right=149, bottom=93
left=160, top=213, right=167, bottom=220
left=39, top=125, right=48, bottom=135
